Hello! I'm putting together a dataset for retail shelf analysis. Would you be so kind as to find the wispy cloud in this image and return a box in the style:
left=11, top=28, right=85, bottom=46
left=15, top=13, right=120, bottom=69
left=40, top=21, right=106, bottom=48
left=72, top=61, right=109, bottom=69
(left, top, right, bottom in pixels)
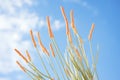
left=0, top=78, right=10, bottom=80
left=62, top=0, right=80, bottom=3
left=0, top=0, right=38, bottom=75
left=62, top=0, right=91, bottom=9
left=0, top=0, right=64, bottom=76
left=63, top=0, right=98, bottom=16
left=0, top=75, right=25, bottom=80
left=79, top=1, right=98, bottom=16
left=0, top=0, right=33, bottom=14
left=38, top=17, right=65, bottom=31
left=52, top=20, right=64, bottom=30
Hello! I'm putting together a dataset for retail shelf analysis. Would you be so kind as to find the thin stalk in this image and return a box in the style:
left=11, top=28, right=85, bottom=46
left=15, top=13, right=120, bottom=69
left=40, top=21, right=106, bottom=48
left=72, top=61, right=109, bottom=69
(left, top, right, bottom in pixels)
left=50, top=43, right=65, bottom=80
left=51, top=38, right=66, bottom=80
left=25, top=67, right=41, bottom=80
left=89, top=41, right=95, bottom=72
left=28, top=62, right=51, bottom=79
left=35, top=47, right=52, bottom=80
left=47, top=56, right=60, bottom=80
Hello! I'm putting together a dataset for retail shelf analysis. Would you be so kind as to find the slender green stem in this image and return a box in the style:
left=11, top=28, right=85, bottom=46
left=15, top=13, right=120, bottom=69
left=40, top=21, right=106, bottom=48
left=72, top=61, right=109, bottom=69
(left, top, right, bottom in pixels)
left=35, top=48, right=52, bottom=80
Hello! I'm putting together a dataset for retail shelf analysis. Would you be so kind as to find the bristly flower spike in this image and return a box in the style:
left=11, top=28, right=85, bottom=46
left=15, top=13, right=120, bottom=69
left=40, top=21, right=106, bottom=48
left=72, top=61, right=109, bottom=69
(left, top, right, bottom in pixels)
left=60, top=6, right=70, bottom=35
left=46, top=16, right=54, bottom=38
left=26, top=50, right=31, bottom=62
left=70, top=10, right=78, bottom=34
left=37, top=32, right=50, bottom=56
left=68, top=32, right=72, bottom=43
left=75, top=48, right=82, bottom=61
left=30, top=29, right=37, bottom=47
left=70, top=10, right=84, bottom=44
left=60, top=6, right=72, bottom=43
left=14, top=49, right=28, bottom=63
left=16, top=61, right=26, bottom=72
left=64, top=68, right=70, bottom=77
left=49, top=43, right=55, bottom=57
left=88, top=23, right=95, bottom=40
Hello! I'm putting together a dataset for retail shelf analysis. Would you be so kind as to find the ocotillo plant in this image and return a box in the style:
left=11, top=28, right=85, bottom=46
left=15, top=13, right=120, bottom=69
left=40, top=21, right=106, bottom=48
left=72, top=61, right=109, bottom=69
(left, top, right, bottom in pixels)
left=15, top=6, right=99, bottom=80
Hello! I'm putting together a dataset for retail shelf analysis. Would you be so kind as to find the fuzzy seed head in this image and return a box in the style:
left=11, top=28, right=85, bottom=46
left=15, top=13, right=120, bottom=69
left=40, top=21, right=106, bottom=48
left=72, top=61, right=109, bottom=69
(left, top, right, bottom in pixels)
left=68, top=32, right=72, bottom=43
left=88, top=23, right=95, bottom=40
left=30, top=29, right=37, bottom=47
left=26, top=50, right=31, bottom=62
left=60, top=6, right=70, bottom=35
left=16, top=61, right=26, bottom=72
left=75, top=48, right=82, bottom=61
left=50, top=43, right=55, bottom=57
left=46, top=16, right=54, bottom=38
left=70, top=10, right=78, bottom=34
left=14, top=49, right=28, bottom=63
left=37, top=32, right=50, bottom=56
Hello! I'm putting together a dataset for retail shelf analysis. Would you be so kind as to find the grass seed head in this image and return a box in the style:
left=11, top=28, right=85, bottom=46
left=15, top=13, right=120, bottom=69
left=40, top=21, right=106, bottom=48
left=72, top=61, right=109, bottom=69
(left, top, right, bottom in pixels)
left=49, top=43, right=55, bottom=57
left=14, top=49, right=28, bottom=63
left=46, top=16, right=54, bottom=38
left=75, top=48, right=82, bottom=61
left=16, top=61, right=26, bottom=72
left=37, top=32, right=50, bottom=56
left=26, top=50, right=31, bottom=62
left=88, top=23, right=95, bottom=40
left=60, top=6, right=70, bottom=35
left=70, top=10, right=78, bottom=34
left=30, top=29, right=37, bottom=47
left=68, top=32, right=72, bottom=43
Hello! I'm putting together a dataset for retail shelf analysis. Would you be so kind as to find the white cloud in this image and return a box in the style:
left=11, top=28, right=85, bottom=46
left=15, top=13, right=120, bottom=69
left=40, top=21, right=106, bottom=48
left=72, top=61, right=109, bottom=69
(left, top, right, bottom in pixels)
left=52, top=20, right=65, bottom=30
left=80, top=1, right=98, bottom=14
left=16, top=75, right=25, bottom=80
left=38, top=18, right=46, bottom=28
left=0, top=12, right=39, bottom=32
left=0, top=0, right=64, bottom=76
left=0, top=0, right=33, bottom=14
left=38, top=18, right=65, bottom=31
left=0, top=78, right=10, bottom=80
left=0, top=75, right=26, bottom=80
left=63, top=0, right=98, bottom=15
left=0, top=30, right=32, bottom=74
left=0, top=0, right=38, bottom=75
left=81, top=1, right=90, bottom=9
left=62, top=0, right=80, bottom=3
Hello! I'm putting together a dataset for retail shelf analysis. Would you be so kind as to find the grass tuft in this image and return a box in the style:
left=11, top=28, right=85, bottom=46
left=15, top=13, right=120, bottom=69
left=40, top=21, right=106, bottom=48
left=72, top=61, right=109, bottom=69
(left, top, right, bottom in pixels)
left=14, top=6, right=99, bottom=80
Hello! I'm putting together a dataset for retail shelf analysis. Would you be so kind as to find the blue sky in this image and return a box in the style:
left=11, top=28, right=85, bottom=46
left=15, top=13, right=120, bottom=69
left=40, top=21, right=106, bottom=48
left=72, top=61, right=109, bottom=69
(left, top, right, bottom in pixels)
left=0, top=0, right=120, bottom=80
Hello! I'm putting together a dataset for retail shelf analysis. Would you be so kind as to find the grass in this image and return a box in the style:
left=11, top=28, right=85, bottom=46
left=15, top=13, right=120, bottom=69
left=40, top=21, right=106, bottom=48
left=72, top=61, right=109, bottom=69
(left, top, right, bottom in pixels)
left=14, top=6, right=99, bottom=80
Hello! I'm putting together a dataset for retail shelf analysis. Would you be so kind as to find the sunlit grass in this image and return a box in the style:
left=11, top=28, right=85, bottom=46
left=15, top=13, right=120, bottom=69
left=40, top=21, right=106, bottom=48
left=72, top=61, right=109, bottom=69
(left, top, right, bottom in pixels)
left=14, top=6, right=99, bottom=80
